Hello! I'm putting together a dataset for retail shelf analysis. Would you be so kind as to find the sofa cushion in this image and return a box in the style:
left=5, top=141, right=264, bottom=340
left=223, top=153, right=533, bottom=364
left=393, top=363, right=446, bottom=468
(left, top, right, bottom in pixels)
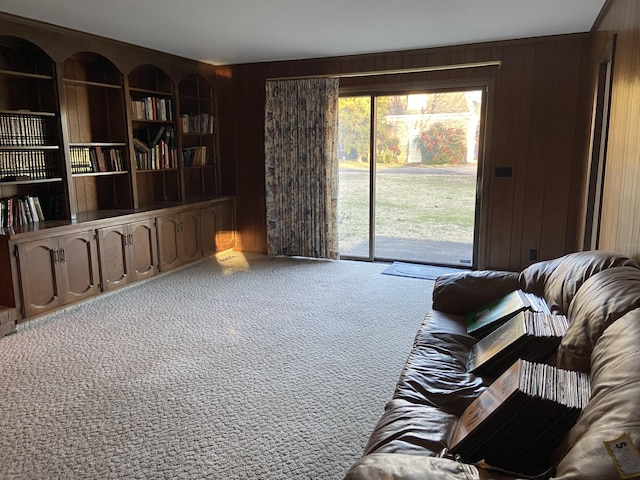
left=432, top=270, right=519, bottom=315
left=553, top=309, right=640, bottom=479
left=556, top=267, right=640, bottom=372
left=519, top=251, right=639, bottom=315
left=394, top=311, right=487, bottom=416
left=363, top=398, right=459, bottom=457
left=344, top=453, right=518, bottom=480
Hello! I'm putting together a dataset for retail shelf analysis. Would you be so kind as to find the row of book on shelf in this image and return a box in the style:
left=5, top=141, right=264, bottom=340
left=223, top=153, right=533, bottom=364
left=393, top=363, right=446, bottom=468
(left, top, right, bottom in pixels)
left=0, top=193, right=60, bottom=228
left=133, top=125, right=177, bottom=170
left=131, top=97, right=173, bottom=122
left=0, top=150, right=57, bottom=181
left=182, top=146, right=208, bottom=167
left=0, top=113, right=53, bottom=147
left=2, top=133, right=210, bottom=181
left=445, top=289, right=591, bottom=477
left=70, top=146, right=125, bottom=174
left=180, top=113, right=214, bottom=134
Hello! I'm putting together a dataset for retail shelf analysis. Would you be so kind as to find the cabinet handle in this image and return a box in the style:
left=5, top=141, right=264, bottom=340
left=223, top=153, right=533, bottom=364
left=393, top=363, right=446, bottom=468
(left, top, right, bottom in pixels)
left=52, top=249, right=59, bottom=264
left=59, top=248, right=65, bottom=264
left=128, top=234, right=134, bottom=246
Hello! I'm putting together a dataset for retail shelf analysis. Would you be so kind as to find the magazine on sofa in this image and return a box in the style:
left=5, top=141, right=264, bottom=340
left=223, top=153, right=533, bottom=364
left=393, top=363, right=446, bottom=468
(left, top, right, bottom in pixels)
left=449, top=359, right=590, bottom=477
left=467, top=311, right=569, bottom=377
left=466, top=290, right=550, bottom=338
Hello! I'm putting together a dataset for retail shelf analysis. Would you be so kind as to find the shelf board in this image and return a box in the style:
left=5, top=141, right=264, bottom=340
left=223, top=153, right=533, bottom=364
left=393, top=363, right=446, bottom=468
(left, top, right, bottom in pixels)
left=183, top=164, right=216, bottom=169
left=0, top=68, right=53, bottom=80
left=69, top=142, right=127, bottom=147
left=63, top=78, right=123, bottom=89
left=135, top=168, right=179, bottom=173
left=72, top=170, right=129, bottom=177
left=179, top=94, right=214, bottom=101
left=131, top=118, right=175, bottom=124
left=0, top=109, right=57, bottom=117
left=129, top=87, right=173, bottom=96
left=0, top=145, right=59, bottom=150
left=0, top=177, right=63, bottom=186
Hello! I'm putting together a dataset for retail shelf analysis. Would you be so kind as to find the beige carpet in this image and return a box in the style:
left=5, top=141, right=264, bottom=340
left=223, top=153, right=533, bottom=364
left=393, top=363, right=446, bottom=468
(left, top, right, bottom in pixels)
left=0, top=253, right=433, bottom=479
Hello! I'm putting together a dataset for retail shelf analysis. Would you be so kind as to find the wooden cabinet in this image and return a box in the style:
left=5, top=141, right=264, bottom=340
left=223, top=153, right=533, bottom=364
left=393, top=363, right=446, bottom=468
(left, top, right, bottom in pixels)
left=2, top=197, right=233, bottom=322
left=0, top=29, right=228, bottom=233
left=156, top=208, right=201, bottom=271
left=0, top=19, right=235, bottom=324
left=97, top=218, right=157, bottom=291
left=14, top=230, right=100, bottom=317
left=200, top=198, right=236, bottom=256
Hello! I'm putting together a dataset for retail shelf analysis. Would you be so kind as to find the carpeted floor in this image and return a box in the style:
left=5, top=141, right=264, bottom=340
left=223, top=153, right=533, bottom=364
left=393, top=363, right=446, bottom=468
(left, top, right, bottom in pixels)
left=0, top=253, right=433, bottom=479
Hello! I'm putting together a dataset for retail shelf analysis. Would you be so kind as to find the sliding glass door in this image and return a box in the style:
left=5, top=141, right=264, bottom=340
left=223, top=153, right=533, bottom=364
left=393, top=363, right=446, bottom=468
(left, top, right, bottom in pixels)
left=338, top=88, right=485, bottom=267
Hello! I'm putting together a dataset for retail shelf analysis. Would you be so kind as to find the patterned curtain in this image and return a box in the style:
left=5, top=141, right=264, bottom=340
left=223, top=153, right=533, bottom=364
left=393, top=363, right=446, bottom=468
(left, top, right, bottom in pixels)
left=264, top=78, right=339, bottom=259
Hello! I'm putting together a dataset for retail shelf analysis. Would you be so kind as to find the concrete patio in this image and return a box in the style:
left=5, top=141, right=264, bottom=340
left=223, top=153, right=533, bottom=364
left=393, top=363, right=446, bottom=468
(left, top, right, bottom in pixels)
left=339, top=236, right=474, bottom=268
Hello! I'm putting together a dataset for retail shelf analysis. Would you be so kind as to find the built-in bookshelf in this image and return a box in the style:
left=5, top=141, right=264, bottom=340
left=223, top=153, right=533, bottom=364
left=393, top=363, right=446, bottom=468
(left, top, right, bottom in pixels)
left=178, top=74, right=219, bottom=201
left=63, top=51, right=132, bottom=213
left=0, top=17, right=235, bottom=326
left=128, top=64, right=179, bottom=207
left=0, top=35, right=66, bottom=224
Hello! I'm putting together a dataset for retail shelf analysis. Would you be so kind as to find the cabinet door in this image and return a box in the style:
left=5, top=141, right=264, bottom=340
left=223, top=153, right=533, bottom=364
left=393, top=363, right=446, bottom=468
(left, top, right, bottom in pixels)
left=157, top=214, right=181, bottom=272
left=200, top=205, right=218, bottom=257
left=97, top=225, right=130, bottom=291
left=57, top=231, right=100, bottom=304
left=200, top=201, right=236, bottom=256
left=128, top=219, right=158, bottom=281
left=16, top=238, right=63, bottom=318
left=179, top=209, right=201, bottom=264
left=214, top=201, right=236, bottom=252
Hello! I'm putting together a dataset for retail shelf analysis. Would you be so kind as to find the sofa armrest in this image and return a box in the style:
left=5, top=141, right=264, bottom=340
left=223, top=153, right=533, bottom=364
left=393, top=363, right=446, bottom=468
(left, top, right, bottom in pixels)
left=344, top=453, right=521, bottom=480
left=432, top=271, right=519, bottom=315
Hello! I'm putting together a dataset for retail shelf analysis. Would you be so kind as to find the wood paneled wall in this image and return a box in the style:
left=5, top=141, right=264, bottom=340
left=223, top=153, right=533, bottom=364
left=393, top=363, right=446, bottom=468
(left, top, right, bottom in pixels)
left=592, top=0, right=640, bottom=260
left=217, top=34, right=592, bottom=271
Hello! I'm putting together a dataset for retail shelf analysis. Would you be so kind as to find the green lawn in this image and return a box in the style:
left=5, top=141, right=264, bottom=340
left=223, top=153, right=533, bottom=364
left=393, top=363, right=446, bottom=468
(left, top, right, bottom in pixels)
left=338, top=162, right=477, bottom=253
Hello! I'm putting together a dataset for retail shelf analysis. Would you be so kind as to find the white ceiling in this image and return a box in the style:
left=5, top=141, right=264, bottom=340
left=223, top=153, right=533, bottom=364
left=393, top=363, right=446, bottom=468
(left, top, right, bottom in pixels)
left=1, top=0, right=607, bottom=66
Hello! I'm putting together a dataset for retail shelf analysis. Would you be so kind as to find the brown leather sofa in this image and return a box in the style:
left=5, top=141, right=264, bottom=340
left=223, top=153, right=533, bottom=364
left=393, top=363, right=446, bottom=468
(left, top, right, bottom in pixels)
left=344, top=251, right=640, bottom=480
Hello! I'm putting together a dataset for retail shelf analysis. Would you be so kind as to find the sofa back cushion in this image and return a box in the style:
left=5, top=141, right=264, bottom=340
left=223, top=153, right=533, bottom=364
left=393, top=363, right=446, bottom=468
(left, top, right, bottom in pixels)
left=432, top=270, right=519, bottom=315
left=556, top=266, right=640, bottom=372
left=518, top=251, right=639, bottom=315
left=553, top=309, right=640, bottom=479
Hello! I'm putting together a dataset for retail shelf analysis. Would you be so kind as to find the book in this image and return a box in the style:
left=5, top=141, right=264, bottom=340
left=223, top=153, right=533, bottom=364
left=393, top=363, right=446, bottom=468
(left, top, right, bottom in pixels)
left=0, top=194, right=49, bottom=228
left=182, top=145, right=207, bottom=167
left=33, top=196, right=45, bottom=222
left=468, top=311, right=569, bottom=377
left=449, top=359, right=590, bottom=477
left=466, top=290, right=550, bottom=338
left=150, top=125, right=166, bottom=147
left=95, top=146, right=108, bottom=172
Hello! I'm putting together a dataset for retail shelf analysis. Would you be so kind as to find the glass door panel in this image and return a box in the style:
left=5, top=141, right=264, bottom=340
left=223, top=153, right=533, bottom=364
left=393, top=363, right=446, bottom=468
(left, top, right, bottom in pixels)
left=374, top=91, right=480, bottom=266
left=338, top=89, right=484, bottom=267
left=338, top=96, right=372, bottom=258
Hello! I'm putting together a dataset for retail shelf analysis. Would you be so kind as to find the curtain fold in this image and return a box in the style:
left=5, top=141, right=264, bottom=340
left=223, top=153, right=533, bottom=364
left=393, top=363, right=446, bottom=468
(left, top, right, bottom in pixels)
left=264, top=78, right=339, bottom=259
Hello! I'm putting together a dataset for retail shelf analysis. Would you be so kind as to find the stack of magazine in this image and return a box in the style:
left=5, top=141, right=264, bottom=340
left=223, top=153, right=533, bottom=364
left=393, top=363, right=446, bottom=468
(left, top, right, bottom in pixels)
left=449, top=359, right=591, bottom=477
left=466, top=290, right=550, bottom=338
left=467, top=310, right=570, bottom=377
